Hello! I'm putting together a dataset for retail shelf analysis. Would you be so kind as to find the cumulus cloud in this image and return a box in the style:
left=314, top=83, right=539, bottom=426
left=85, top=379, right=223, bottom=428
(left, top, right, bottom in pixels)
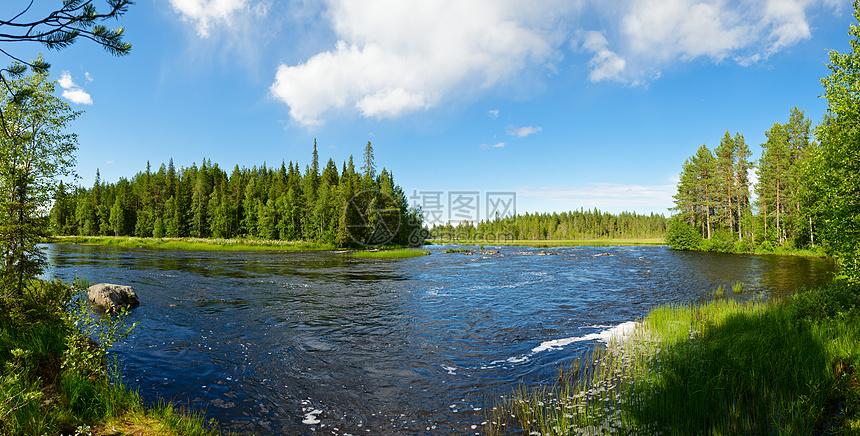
left=269, top=0, right=837, bottom=122
left=57, top=71, right=93, bottom=105
left=169, top=0, right=255, bottom=38
left=507, top=125, right=542, bottom=138
left=487, top=109, right=499, bottom=120
left=578, top=30, right=626, bottom=83
left=271, top=0, right=572, bottom=126
left=609, top=0, right=836, bottom=81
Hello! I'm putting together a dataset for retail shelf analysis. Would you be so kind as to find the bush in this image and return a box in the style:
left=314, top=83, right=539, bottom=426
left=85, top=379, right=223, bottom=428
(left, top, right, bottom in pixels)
left=666, top=217, right=702, bottom=250
left=700, top=230, right=735, bottom=253
left=735, top=238, right=754, bottom=253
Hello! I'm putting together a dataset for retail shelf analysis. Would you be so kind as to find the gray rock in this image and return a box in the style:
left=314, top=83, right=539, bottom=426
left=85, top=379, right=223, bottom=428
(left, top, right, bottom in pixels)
left=87, top=283, right=140, bottom=312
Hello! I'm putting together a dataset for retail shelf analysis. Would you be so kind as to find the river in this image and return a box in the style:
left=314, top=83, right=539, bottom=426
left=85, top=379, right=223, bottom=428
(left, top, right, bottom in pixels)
left=43, top=244, right=834, bottom=435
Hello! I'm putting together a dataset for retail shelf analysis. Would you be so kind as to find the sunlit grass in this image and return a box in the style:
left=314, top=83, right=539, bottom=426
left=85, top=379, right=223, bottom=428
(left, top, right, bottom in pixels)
left=347, top=248, right=430, bottom=259
left=488, top=280, right=860, bottom=435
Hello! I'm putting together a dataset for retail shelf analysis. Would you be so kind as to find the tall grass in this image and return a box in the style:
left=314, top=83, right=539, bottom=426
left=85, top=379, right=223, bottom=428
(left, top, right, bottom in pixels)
left=490, top=280, right=860, bottom=435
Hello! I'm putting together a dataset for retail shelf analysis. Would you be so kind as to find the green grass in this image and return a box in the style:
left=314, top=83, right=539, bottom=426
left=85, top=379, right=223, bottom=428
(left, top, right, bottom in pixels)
left=50, top=235, right=335, bottom=251
left=0, top=280, right=225, bottom=436
left=489, top=280, right=860, bottom=435
left=443, top=248, right=472, bottom=253
left=428, top=238, right=666, bottom=247
left=346, top=248, right=430, bottom=258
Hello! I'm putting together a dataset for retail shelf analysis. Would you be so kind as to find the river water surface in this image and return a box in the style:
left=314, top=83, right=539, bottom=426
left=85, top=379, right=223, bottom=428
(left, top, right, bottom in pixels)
left=43, top=244, right=834, bottom=435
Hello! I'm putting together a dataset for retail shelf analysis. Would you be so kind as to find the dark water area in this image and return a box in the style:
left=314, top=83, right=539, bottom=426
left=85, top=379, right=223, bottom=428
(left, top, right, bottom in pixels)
left=42, top=244, right=835, bottom=435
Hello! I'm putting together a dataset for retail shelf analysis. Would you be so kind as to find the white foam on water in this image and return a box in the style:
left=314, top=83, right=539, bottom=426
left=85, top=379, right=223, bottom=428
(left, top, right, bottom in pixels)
left=532, top=321, right=638, bottom=353
left=302, top=409, right=322, bottom=425
left=486, top=322, right=639, bottom=369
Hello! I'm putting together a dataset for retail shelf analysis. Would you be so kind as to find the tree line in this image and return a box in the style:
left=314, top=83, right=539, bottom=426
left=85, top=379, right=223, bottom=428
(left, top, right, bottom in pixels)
left=669, top=99, right=857, bottom=273
left=431, top=209, right=667, bottom=241
left=669, top=108, right=820, bottom=252
left=49, top=142, right=424, bottom=247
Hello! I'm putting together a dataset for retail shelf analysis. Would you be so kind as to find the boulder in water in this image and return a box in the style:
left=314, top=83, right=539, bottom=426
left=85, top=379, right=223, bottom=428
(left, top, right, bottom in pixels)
left=87, top=283, right=140, bottom=312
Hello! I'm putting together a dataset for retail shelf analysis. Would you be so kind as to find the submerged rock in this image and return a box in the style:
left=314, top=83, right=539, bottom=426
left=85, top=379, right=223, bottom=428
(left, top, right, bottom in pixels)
left=537, top=250, right=558, bottom=255
left=87, top=283, right=140, bottom=312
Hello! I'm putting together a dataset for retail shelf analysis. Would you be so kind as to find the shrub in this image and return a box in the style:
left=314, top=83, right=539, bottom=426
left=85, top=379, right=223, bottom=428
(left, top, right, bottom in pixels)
left=666, top=217, right=702, bottom=250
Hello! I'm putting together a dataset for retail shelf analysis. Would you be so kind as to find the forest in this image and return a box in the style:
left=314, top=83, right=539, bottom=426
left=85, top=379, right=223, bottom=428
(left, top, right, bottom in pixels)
left=668, top=107, right=832, bottom=253
left=430, top=209, right=667, bottom=241
left=48, top=141, right=424, bottom=248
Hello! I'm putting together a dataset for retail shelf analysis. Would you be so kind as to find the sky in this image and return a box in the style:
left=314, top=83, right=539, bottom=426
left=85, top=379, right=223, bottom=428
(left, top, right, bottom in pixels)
left=1, top=0, right=854, bottom=221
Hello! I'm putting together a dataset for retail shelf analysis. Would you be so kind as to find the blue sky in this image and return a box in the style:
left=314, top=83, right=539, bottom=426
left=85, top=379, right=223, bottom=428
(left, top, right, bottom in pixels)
left=2, top=0, right=852, bottom=218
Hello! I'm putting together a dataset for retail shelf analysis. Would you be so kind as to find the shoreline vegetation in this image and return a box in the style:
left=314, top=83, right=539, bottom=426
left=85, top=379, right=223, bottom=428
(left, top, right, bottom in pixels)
left=0, top=280, right=224, bottom=436
left=49, top=235, right=337, bottom=251
left=486, top=279, right=860, bottom=435
left=48, top=235, right=829, bottom=259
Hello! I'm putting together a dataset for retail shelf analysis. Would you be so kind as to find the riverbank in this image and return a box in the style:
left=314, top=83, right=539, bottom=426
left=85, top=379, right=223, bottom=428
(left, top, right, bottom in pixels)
left=427, top=238, right=666, bottom=247
left=50, top=235, right=336, bottom=251
left=0, top=280, right=224, bottom=436
left=488, top=279, right=860, bottom=435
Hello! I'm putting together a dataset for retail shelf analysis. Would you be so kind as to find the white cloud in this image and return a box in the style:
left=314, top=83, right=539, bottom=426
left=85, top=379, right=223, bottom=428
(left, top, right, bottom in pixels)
left=487, top=109, right=499, bottom=120
left=507, top=125, right=542, bottom=138
left=519, top=183, right=676, bottom=210
left=271, top=0, right=573, bottom=126
left=607, top=0, right=836, bottom=82
left=169, top=0, right=255, bottom=38
left=57, top=71, right=93, bottom=105
left=479, top=142, right=505, bottom=149
left=268, top=0, right=837, bottom=121
left=58, top=72, right=74, bottom=89
left=578, top=30, right=626, bottom=83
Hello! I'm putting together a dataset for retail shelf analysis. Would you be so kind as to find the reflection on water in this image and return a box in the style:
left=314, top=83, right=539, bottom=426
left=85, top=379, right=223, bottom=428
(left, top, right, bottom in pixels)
left=43, top=244, right=834, bottom=435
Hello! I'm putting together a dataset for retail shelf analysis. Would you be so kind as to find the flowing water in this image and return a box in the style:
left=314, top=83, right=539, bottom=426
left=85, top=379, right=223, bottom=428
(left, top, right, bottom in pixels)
left=43, top=244, right=834, bottom=435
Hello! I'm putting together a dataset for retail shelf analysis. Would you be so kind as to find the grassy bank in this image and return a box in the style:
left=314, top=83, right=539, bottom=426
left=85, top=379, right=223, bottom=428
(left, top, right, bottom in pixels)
left=50, top=235, right=336, bottom=251
left=428, top=238, right=666, bottom=247
left=0, top=280, right=222, bottom=436
left=346, top=248, right=430, bottom=259
left=488, top=280, right=860, bottom=435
